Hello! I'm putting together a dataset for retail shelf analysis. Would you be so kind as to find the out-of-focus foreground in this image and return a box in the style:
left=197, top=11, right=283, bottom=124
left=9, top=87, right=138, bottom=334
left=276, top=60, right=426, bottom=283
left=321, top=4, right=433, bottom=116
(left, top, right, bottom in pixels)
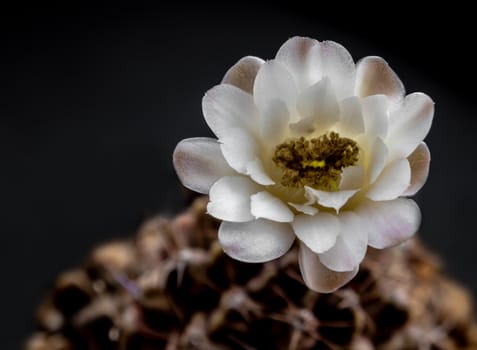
left=26, top=197, right=477, bottom=350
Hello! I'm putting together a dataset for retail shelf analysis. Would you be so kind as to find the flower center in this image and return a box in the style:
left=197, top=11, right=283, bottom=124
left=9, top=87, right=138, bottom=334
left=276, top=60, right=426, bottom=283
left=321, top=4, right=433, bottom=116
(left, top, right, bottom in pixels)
left=272, top=132, right=359, bottom=191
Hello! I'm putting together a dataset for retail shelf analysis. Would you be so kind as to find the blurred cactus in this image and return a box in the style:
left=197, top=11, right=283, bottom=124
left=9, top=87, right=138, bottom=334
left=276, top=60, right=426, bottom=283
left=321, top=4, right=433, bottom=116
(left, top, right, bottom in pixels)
left=26, top=197, right=477, bottom=350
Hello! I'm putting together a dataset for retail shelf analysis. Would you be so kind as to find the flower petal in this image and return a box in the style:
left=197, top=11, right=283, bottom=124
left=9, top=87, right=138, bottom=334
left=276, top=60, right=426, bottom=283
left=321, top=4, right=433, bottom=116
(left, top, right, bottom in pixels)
left=222, top=56, right=264, bottom=94
left=340, top=165, right=365, bottom=190
left=361, top=94, right=389, bottom=139
left=219, top=219, right=295, bottom=263
left=296, top=77, right=340, bottom=131
left=207, top=176, right=260, bottom=222
left=203, top=84, right=259, bottom=139
left=319, top=212, right=368, bottom=272
left=253, top=60, right=298, bottom=115
left=292, top=213, right=340, bottom=254
left=245, top=158, right=275, bottom=185
left=275, top=36, right=319, bottom=91
left=250, top=191, right=294, bottom=222
left=337, top=96, right=365, bottom=136
left=299, top=242, right=358, bottom=293
left=310, top=40, right=356, bottom=100
left=355, top=198, right=421, bottom=249
left=387, top=92, right=434, bottom=160
left=355, top=56, right=404, bottom=103
left=366, top=159, right=411, bottom=201
left=305, top=186, right=358, bottom=213
left=403, top=142, right=430, bottom=196
left=367, top=137, right=388, bottom=184
left=289, top=202, right=318, bottom=216
left=289, top=116, right=316, bottom=135
left=173, top=137, right=236, bottom=194
left=259, top=99, right=290, bottom=144
left=220, top=127, right=258, bottom=173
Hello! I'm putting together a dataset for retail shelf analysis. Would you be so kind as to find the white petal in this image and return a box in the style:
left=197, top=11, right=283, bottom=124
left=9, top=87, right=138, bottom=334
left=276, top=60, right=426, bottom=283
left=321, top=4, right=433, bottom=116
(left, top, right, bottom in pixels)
left=275, top=36, right=319, bottom=90
left=361, top=95, right=389, bottom=139
left=355, top=56, right=404, bottom=103
left=259, top=99, right=290, bottom=143
left=299, top=242, right=358, bottom=293
left=207, top=176, right=260, bottom=222
left=250, top=191, right=294, bottom=222
left=304, top=188, right=316, bottom=204
left=289, top=202, right=318, bottom=216
left=173, top=138, right=236, bottom=194
left=219, top=219, right=295, bottom=263
left=220, top=127, right=257, bottom=173
left=296, top=77, right=340, bottom=131
left=387, top=92, right=434, bottom=160
left=319, top=212, right=368, bottom=272
left=367, top=137, right=388, bottom=184
left=355, top=198, right=421, bottom=249
left=245, top=158, right=275, bottom=186
left=222, top=56, right=264, bottom=94
left=253, top=60, right=298, bottom=115
left=203, top=84, right=259, bottom=138
left=310, top=40, right=356, bottom=100
left=305, top=186, right=358, bottom=213
left=337, top=96, right=365, bottom=135
left=339, top=165, right=365, bottom=190
left=292, top=213, right=340, bottom=254
left=289, top=116, right=316, bottom=135
left=403, top=142, right=430, bottom=196
left=366, top=159, right=411, bottom=201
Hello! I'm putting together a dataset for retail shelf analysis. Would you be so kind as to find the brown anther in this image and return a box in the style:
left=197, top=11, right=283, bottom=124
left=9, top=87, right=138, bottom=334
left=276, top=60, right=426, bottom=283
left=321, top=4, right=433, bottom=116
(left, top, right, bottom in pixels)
left=272, top=132, right=359, bottom=190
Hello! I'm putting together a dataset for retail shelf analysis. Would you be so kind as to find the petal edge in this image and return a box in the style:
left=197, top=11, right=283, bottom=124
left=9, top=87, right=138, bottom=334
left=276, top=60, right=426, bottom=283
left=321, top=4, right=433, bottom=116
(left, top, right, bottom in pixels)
left=222, top=56, right=264, bottom=94
left=299, top=242, right=358, bottom=293
left=219, top=219, right=295, bottom=263
left=355, top=198, right=421, bottom=249
left=173, top=137, right=235, bottom=194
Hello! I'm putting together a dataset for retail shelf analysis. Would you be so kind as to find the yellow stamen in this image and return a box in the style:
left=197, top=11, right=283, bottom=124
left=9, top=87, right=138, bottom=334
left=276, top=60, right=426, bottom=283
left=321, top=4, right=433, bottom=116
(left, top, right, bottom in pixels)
left=301, top=159, right=326, bottom=168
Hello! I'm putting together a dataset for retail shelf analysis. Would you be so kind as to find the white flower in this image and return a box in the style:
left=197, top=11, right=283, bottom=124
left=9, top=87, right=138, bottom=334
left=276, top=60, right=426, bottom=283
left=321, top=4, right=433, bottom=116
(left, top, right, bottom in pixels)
left=173, top=37, right=433, bottom=293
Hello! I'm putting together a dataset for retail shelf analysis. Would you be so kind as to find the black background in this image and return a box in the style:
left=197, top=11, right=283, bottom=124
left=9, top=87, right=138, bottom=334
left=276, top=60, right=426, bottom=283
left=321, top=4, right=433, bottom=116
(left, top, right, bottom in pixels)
left=1, top=3, right=476, bottom=349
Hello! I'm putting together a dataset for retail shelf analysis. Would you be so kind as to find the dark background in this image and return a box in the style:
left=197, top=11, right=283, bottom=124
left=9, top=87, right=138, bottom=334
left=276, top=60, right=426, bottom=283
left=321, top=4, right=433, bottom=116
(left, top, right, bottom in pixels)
left=1, top=3, right=475, bottom=349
